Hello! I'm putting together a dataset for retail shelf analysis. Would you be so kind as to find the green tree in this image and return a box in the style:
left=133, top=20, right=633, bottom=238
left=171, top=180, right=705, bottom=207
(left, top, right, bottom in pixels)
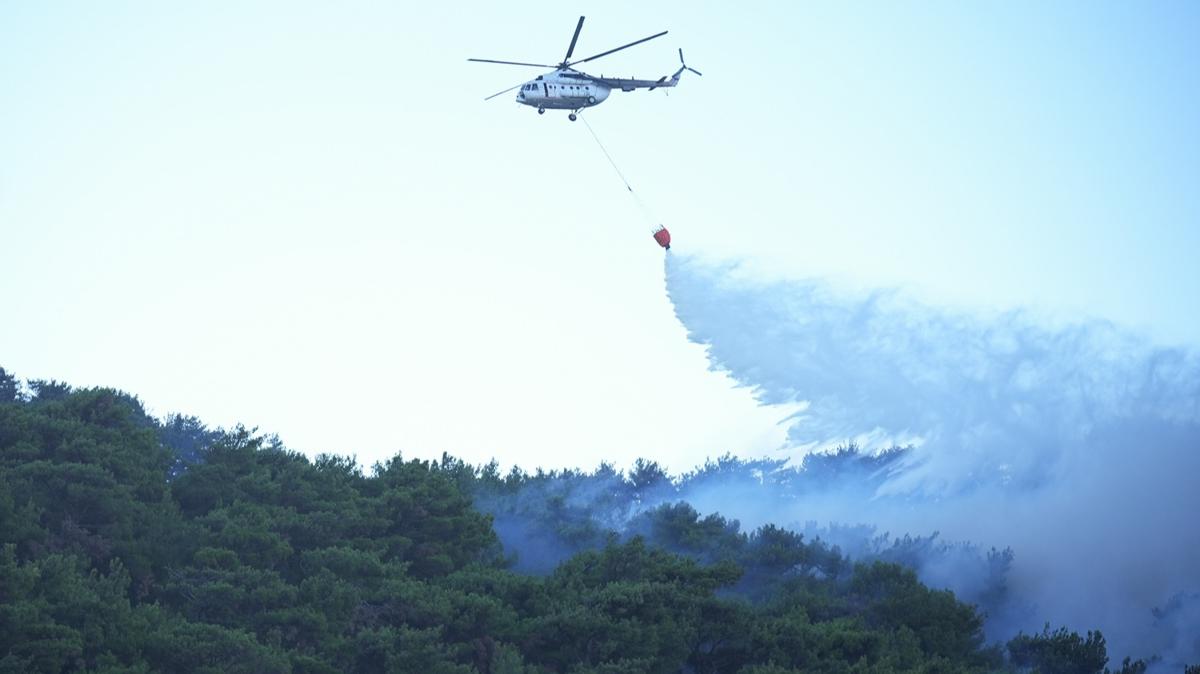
left=27, top=379, right=72, bottom=402
left=1007, top=624, right=1108, bottom=674
left=0, top=367, right=19, bottom=403
left=851, top=561, right=985, bottom=661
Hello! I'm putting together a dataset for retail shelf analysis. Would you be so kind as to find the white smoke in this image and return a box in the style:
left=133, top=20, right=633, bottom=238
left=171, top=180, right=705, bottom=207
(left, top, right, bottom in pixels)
left=665, top=254, right=1200, bottom=665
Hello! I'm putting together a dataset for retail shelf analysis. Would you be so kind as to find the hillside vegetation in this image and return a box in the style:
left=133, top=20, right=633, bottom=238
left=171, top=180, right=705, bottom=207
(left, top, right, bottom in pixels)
left=0, top=368, right=1164, bottom=673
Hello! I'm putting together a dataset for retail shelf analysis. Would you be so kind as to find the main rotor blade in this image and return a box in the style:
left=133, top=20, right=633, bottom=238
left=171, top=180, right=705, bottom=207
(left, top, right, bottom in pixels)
left=484, top=82, right=524, bottom=101
left=468, top=58, right=556, bottom=68
left=564, top=16, right=585, bottom=63
left=567, top=30, right=667, bottom=67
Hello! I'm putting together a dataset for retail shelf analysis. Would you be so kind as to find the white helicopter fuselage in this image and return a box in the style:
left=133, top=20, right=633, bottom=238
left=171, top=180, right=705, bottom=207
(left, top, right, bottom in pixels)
left=469, top=17, right=699, bottom=119
left=516, top=71, right=611, bottom=110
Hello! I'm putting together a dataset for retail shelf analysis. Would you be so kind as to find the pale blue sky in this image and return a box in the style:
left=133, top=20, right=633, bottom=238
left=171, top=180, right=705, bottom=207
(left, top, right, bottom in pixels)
left=2, top=1, right=1197, bottom=470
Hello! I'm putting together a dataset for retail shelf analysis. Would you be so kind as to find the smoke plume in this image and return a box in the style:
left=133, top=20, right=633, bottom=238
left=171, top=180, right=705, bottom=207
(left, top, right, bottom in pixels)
left=664, top=254, right=1200, bottom=665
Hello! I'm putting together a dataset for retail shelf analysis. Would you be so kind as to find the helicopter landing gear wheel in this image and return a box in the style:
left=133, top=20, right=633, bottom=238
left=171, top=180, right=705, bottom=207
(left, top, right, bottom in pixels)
left=587, top=96, right=596, bottom=104
left=569, top=113, right=578, bottom=122
left=537, top=107, right=545, bottom=115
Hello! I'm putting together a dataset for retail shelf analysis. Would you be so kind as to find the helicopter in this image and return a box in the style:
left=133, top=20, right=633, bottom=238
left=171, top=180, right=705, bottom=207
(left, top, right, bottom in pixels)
left=469, top=16, right=701, bottom=121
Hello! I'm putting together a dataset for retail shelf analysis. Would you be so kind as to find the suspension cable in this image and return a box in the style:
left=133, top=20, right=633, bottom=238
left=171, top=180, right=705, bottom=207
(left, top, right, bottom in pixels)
left=579, top=114, right=659, bottom=226
left=580, top=115, right=633, bottom=193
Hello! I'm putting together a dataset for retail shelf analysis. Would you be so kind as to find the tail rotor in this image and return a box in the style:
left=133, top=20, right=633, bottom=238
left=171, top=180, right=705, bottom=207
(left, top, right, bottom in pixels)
left=678, top=48, right=702, bottom=76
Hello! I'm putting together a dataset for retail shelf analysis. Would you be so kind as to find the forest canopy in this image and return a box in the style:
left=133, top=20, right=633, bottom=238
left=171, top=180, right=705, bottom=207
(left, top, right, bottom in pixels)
left=0, top=367, right=1171, bottom=673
